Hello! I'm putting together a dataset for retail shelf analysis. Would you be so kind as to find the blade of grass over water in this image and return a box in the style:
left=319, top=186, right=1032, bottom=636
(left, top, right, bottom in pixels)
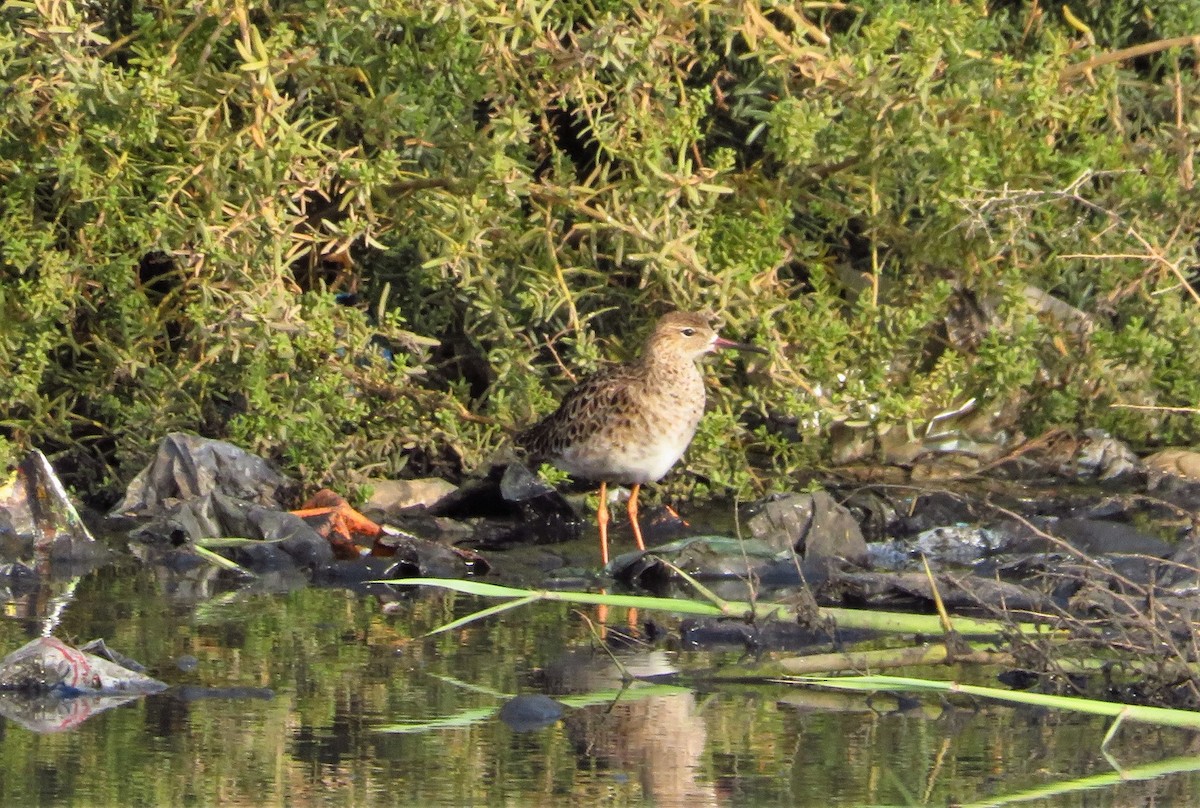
left=423, top=594, right=541, bottom=636
left=376, top=706, right=500, bottom=734
left=191, top=543, right=255, bottom=577
left=792, top=674, right=1200, bottom=731
left=957, top=754, right=1200, bottom=808
left=196, top=536, right=287, bottom=547
left=775, top=643, right=1013, bottom=675
left=380, top=578, right=1047, bottom=636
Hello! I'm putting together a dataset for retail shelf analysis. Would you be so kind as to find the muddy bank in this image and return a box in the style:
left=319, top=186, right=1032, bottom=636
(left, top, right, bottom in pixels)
left=4, top=431, right=1200, bottom=709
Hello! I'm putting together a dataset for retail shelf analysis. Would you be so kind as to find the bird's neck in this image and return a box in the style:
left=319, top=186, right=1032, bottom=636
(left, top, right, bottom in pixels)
left=633, top=351, right=703, bottom=388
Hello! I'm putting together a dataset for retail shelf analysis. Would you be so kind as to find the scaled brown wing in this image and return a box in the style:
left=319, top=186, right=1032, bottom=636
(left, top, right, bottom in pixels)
left=518, top=365, right=640, bottom=460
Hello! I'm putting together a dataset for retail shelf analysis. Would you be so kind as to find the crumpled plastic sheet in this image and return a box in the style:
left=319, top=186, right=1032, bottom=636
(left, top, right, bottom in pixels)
left=113, top=434, right=482, bottom=581
left=0, top=636, right=165, bottom=694
left=130, top=491, right=334, bottom=571
left=0, top=637, right=166, bottom=733
left=110, top=432, right=299, bottom=517
left=0, top=450, right=102, bottom=559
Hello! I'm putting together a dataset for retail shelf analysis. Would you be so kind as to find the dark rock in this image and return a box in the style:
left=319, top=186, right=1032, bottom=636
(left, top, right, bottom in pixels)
left=827, top=570, right=1053, bottom=612
left=639, top=504, right=691, bottom=543
left=431, top=463, right=582, bottom=546
left=746, top=491, right=868, bottom=566
left=1031, top=518, right=1170, bottom=557
left=313, top=556, right=415, bottom=588
left=886, top=490, right=988, bottom=537
left=498, top=694, right=565, bottom=732
left=678, top=617, right=853, bottom=652
left=1158, top=537, right=1200, bottom=595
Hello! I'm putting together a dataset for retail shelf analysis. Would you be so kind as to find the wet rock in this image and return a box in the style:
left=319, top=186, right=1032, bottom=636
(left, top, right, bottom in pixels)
left=868, top=525, right=1006, bottom=570
left=827, top=570, right=1053, bottom=612
left=1067, top=430, right=1142, bottom=480
left=431, top=463, right=531, bottom=518
left=1145, top=448, right=1200, bottom=482
left=836, top=488, right=899, bottom=543
left=498, top=694, right=565, bottom=732
left=361, top=478, right=457, bottom=518
left=224, top=539, right=304, bottom=574
left=1159, top=537, right=1200, bottom=596
left=1030, top=518, right=1170, bottom=557
left=632, top=503, right=691, bottom=544
left=746, top=491, right=867, bottom=566
left=381, top=513, right=475, bottom=546
left=431, top=463, right=582, bottom=546
left=678, top=617, right=854, bottom=652
left=375, top=531, right=488, bottom=576
left=849, top=485, right=991, bottom=539
left=890, top=491, right=987, bottom=537
left=313, top=556, right=415, bottom=591
left=110, top=432, right=299, bottom=517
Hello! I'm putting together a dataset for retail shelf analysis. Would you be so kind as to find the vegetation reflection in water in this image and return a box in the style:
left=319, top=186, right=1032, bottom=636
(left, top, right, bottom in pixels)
left=0, top=562, right=1197, bottom=806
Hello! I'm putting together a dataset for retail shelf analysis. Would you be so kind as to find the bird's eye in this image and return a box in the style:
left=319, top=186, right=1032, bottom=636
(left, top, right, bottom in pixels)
left=680, top=328, right=696, bottom=337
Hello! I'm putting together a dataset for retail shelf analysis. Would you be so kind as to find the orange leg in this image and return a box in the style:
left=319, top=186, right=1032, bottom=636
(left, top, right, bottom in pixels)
left=628, top=483, right=646, bottom=551
left=597, top=480, right=610, bottom=566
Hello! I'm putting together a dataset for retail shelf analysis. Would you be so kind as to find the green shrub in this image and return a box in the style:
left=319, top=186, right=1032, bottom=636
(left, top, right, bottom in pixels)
left=2, top=0, right=1198, bottom=503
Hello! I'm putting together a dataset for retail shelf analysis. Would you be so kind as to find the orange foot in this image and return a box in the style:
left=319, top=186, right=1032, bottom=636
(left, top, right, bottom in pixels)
left=292, top=489, right=382, bottom=560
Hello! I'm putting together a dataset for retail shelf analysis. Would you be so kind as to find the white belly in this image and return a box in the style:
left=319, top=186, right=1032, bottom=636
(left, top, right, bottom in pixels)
left=554, top=401, right=704, bottom=484
left=557, top=433, right=691, bottom=484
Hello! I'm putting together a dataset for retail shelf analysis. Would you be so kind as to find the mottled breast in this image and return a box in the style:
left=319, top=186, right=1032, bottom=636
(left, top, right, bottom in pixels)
left=540, top=362, right=707, bottom=485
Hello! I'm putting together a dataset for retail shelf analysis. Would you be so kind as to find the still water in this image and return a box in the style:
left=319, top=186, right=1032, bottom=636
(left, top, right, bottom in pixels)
left=0, top=556, right=1197, bottom=806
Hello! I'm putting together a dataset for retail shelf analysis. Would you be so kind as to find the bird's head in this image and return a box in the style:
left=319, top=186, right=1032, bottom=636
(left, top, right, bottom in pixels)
left=645, top=311, right=765, bottom=362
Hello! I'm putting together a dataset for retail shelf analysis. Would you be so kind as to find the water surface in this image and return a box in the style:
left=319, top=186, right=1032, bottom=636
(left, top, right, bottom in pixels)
left=0, top=554, right=1197, bottom=806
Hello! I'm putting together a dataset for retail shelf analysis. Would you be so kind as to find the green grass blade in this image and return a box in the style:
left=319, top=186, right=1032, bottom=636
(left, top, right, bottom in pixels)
left=376, top=705, right=498, bottom=734
left=191, top=543, right=255, bottom=577
left=957, top=754, right=1200, bottom=808
left=793, top=674, right=1200, bottom=730
left=196, top=536, right=286, bottom=547
left=425, top=594, right=542, bottom=636
left=385, top=578, right=542, bottom=598
left=381, top=577, right=1046, bottom=636
left=384, top=577, right=729, bottom=616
